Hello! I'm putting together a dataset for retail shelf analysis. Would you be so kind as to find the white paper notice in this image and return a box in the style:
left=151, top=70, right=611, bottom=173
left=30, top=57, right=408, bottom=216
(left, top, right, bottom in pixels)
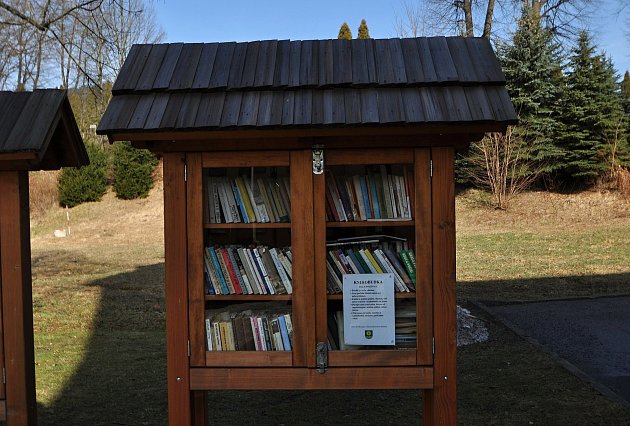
left=342, top=273, right=395, bottom=346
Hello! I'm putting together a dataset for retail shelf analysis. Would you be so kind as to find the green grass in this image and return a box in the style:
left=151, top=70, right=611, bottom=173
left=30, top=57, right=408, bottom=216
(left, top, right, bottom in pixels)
left=12, top=190, right=630, bottom=425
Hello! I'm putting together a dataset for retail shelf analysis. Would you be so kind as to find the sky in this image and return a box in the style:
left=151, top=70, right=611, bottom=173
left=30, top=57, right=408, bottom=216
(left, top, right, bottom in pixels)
left=153, top=0, right=630, bottom=75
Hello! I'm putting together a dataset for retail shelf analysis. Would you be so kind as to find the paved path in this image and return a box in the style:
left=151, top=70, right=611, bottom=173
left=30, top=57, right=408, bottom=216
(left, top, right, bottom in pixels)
left=488, top=296, right=630, bottom=408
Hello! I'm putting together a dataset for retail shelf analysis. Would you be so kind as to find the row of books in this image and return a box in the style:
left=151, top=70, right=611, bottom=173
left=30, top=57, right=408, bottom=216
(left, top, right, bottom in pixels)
left=204, top=245, right=293, bottom=295
left=205, top=174, right=291, bottom=224
left=325, top=167, right=413, bottom=222
left=205, top=307, right=293, bottom=351
left=327, top=302, right=416, bottom=350
left=326, top=245, right=416, bottom=294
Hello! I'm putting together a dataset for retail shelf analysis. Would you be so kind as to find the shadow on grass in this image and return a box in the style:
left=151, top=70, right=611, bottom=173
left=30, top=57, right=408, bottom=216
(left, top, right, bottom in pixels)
left=35, top=264, right=630, bottom=425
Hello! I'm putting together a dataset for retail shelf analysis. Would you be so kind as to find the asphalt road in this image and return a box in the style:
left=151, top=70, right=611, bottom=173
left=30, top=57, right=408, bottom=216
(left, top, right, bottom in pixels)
left=488, top=296, right=630, bottom=409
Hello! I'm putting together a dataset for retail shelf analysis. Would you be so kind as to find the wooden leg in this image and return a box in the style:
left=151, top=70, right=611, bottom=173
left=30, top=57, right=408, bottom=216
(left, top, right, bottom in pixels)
left=0, top=171, right=37, bottom=425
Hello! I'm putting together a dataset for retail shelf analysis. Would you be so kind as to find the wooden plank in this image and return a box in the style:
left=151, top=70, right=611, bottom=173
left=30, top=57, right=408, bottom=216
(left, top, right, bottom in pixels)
left=313, top=162, right=328, bottom=367
left=144, top=93, right=171, bottom=129
left=0, top=400, right=5, bottom=421
left=311, top=90, right=324, bottom=125
left=268, top=91, right=285, bottom=126
left=5, top=90, right=47, bottom=151
left=256, top=91, right=274, bottom=126
left=343, top=89, right=361, bottom=124
left=419, top=88, right=441, bottom=122
left=388, top=38, right=408, bottom=84
left=359, top=88, right=379, bottom=124
left=273, top=40, right=291, bottom=87
left=153, top=43, right=184, bottom=89
left=194, top=93, right=225, bottom=128
left=169, top=43, right=204, bottom=90
left=414, top=149, right=433, bottom=365
left=159, top=93, right=186, bottom=129
left=364, top=38, right=378, bottom=82
left=162, top=153, right=191, bottom=425
left=445, top=37, right=477, bottom=82
left=290, top=150, right=314, bottom=367
left=288, top=40, right=302, bottom=87
left=186, top=153, right=205, bottom=366
left=113, top=44, right=152, bottom=91
left=331, top=89, right=346, bottom=124
left=377, top=88, right=405, bottom=123
left=374, top=39, right=395, bottom=85
left=237, top=91, right=260, bottom=127
left=202, top=151, right=289, bottom=167
left=227, top=42, right=248, bottom=89
left=240, top=41, right=260, bottom=87
left=326, top=148, right=412, bottom=165
left=205, top=349, right=293, bottom=367
left=102, top=95, right=140, bottom=132
left=299, top=40, right=318, bottom=86
left=191, top=43, right=219, bottom=89
left=0, top=171, right=37, bottom=425
left=175, top=93, right=203, bottom=129
left=112, top=44, right=143, bottom=92
left=328, top=350, right=416, bottom=366
left=254, top=40, right=277, bottom=87
left=190, top=367, right=433, bottom=390
left=424, top=146, right=457, bottom=425
left=351, top=38, right=370, bottom=85
left=318, top=39, right=334, bottom=87
left=443, top=87, right=472, bottom=122
left=485, top=86, right=517, bottom=122
left=126, top=94, right=156, bottom=130
left=471, top=37, right=506, bottom=82
left=428, top=37, right=458, bottom=82
left=208, top=42, right=236, bottom=89
left=293, top=90, right=312, bottom=125
left=281, top=91, right=295, bottom=125
left=402, top=89, right=426, bottom=123
left=428, top=88, right=452, bottom=122
left=220, top=92, right=243, bottom=127
left=0, top=92, right=28, bottom=144
left=0, top=220, right=4, bottom=404
left=401, top=38, right=425, bottom=83
left=332, top=39, right=352, bottom=85
left=136, top=44, right=169, bottom=91
left=416, top=38, right=438, bottom=83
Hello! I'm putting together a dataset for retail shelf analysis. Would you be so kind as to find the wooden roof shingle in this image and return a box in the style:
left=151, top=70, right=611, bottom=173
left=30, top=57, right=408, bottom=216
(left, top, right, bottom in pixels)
left=0, top=90, right=88, bottom=171
left=98, top=37, right=517, bottom=138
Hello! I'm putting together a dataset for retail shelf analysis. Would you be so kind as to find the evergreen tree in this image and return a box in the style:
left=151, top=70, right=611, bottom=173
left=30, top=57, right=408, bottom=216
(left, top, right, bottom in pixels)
left=58, top=141, right=108, bottom=208
left=621, top=71, right=630, bottom=115
left=357, top=19, right=371, bottom=39
left=111, top=141, right=158, bottom=200
left=557, top=31, right=628, bottom=185
left=338, top=22, right=352, bottom=40
left=496, top=9, right=564, bottom=179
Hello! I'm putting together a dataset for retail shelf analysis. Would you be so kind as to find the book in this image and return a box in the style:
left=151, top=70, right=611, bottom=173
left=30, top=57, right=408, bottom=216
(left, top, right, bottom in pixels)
left=257, top=178, right=277, bottom=222
left=260, top=247, right=286, bottom=294
left=219, top=248, right=242, bottom=294
left=270, top=247, right=293, bottom=293
left=207, top=247, right=229, bottom=294
left=231, top=178, right=249, bottom=223
left=235, top=176, right=258, bottom=222
left=278, top=314, right=292, bottom=351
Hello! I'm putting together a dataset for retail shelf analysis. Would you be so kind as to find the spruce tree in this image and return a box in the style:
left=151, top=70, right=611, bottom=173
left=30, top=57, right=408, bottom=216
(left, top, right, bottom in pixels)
left=111, top=141, right=158, bottom=199
left=58, top=141, right=108, bottom=208
left=338, top=22, right=352, bottom=40
left=496, top=9, right=564, bottom=178
left=357, top=19, right=371, bottom=39
left=557, top=31, right=627, bottom=185
left=622, top=71, right=630, bottom=115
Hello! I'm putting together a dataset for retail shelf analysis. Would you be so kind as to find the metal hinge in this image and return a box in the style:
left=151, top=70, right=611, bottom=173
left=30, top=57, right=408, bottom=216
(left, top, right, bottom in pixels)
left=312, top=145, right=325, bottom=175
left=430, top=160, right=433, bottom=177
left=187, top=340, right=191, bottom=357
left=432, top=337, right=435, bottom=354
left=2, top=367, right=5, bottom=384
left=184, top=163, right=188, bottom=182
left=316, top=342, right=328, bottom=373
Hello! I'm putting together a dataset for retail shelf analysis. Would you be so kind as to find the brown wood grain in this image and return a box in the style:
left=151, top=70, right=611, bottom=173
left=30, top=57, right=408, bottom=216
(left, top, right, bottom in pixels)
left=313, top=163, right=328, bottom=366
left=414, top=149, right=433, bottom=365
left=205, top=351, right=292, bottom=367
left=163, top=154, right=192, bottom=425
left=290, top=150, right=315, bottom=367
left=190, top=367, right=433, bottom=390
left=202, top=151, right=289, bottom=167
left=326, top=148, right=413, bottom=165
left=0, top=261, right=3, bottom=402
left=186, top=153, right=205, bottom=366
left=0, top=171, right=36, bottom=425
left=425, top=146, right=457, bottom=425
left=328, top=350, right=416, bottom=366
left=0, top=400, right=5, bottom=421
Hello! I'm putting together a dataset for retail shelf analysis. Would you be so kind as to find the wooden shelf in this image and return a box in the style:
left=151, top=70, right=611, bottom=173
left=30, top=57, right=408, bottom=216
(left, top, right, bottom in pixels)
left=205, top=350, right=292, bottom=367
left=327, top=293, right=416, bottom=300
left=326, top=220, right=414, bottom=228
left=205, top=294, right=292, bottom=301
left=204, top=222, right=291, bottom=229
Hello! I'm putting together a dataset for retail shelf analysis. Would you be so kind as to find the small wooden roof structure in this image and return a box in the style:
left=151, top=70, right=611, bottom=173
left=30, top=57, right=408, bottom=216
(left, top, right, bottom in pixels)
left=0, top=89, right=86, bottom=424
left=97, top=37, right=516, bottom=142
left=0, top=89, right=88, bottom=171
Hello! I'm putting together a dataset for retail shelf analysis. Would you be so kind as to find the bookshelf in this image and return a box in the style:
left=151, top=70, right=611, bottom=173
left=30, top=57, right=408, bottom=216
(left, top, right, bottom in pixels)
left=98, top=36, right=517, bottom=426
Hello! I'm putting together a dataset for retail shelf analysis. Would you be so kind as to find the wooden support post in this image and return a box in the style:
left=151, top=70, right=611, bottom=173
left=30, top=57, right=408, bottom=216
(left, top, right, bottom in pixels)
left=163, top=154, right=192, bottom=425
left=0, top=171, right=37, bottom=425
left=424, top=148, right=457, bottom=425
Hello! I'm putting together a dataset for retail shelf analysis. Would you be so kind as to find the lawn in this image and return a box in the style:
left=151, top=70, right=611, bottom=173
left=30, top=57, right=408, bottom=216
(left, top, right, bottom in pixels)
left=21, top=186, right=630, bottom=425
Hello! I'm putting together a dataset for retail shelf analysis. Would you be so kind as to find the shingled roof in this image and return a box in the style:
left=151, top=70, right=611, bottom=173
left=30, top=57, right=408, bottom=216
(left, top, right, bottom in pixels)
left=0, top=90, right=88, bottom=170
left=97, top=37, right=516, bottom=139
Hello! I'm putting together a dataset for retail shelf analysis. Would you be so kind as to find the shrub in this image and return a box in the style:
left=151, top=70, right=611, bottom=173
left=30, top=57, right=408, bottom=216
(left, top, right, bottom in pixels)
left=111, top=141, right=158, bottom=200
left=58, top=141, right=108, bottom=208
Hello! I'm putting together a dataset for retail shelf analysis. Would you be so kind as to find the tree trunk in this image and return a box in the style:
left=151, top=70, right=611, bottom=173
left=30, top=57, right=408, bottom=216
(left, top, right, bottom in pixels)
left=482, top=0, right=496, bottom=38
left=463, top=0, right=474, bottom=37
